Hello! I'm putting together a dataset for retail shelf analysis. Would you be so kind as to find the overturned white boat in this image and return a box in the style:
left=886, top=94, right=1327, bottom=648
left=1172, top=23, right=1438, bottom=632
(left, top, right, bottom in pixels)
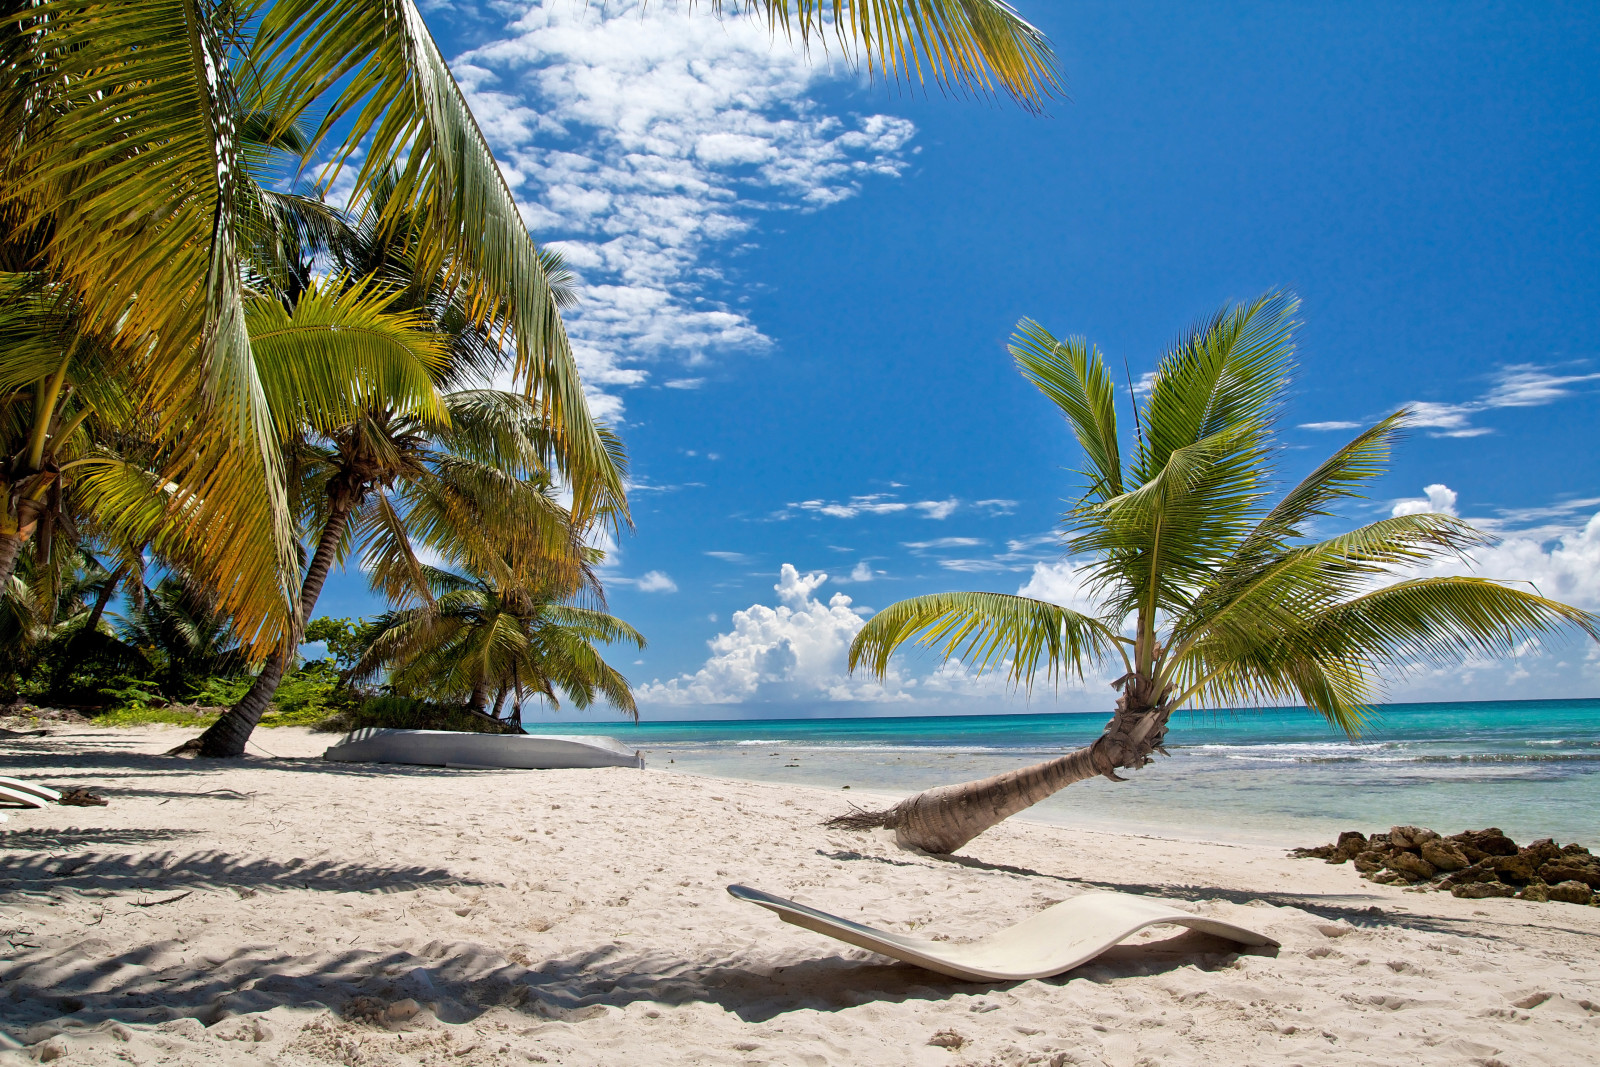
left=322, top=728, right=645, bottom=770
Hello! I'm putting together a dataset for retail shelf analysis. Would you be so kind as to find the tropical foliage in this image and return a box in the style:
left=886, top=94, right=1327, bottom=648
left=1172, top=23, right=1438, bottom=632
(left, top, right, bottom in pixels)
left=839, top=292, right=1600, bottom=854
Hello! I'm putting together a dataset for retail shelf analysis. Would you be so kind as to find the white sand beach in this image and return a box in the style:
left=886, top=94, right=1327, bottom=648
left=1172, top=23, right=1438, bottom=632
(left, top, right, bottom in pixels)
left=2, top=725, right=1597, bottom=1066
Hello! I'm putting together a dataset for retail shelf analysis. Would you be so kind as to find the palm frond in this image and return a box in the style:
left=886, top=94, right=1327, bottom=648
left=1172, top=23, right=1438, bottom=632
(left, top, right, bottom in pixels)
left=848, top=591, right=1115, bottom=691
left=1009, top=321, right=1122, bottom=502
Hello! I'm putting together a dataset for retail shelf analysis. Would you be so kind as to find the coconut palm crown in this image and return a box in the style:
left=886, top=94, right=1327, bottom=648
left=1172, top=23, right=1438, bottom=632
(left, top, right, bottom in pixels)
left=841, top=292, right=1599, bottom=855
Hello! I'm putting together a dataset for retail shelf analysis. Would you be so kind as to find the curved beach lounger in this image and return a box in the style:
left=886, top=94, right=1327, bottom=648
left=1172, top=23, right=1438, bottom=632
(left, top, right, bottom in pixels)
left=0, top=784, right=47, bottom=809
left=0, top=776, right=63, bottom=804
left=728, top=884, right=1278, bottom=982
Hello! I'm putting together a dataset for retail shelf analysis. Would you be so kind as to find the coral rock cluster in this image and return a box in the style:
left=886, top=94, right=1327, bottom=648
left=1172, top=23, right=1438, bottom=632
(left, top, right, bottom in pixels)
left=1292, top=826, right=1598, bottom=905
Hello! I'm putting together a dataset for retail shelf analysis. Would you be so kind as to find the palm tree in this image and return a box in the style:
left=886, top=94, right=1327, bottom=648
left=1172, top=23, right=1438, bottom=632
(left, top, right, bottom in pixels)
left=838, top=292, right=1600, bottom=855
left=354, top=558, right=644, bottom=724
left=184, top=181, right=608, bottom=757
left=119, top=575, right=246, bottom=701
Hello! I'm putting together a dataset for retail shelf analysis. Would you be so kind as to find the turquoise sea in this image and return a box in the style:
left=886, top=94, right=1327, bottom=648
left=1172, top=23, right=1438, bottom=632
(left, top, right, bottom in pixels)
left=535, top=699, right=1600, bottom=848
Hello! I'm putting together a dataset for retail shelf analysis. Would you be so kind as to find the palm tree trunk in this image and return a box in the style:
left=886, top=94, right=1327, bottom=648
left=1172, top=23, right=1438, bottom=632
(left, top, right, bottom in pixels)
left=0, top=495, right=44, bottom=590
left=829, top=698, right=1173, bottom=854
left=84, top=561, right=130, bottom=635
left=182, top=503, right=353, bottom=758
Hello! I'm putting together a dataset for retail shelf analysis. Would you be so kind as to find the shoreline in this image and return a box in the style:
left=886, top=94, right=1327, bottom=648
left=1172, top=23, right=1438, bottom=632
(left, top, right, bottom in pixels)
left=3, top=725, right=1598, bottom=1065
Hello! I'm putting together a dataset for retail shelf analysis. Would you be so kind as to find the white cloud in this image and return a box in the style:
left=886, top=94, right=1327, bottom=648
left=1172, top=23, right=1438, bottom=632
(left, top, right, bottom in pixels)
left=704, top=550, right=751, bottom=564
left=636, top=564, right=897, bottom=704
left=457, top=1, right=917, bottom=419
left=637, top=563, right=1109, bottom=708
left=1391, top=483, right=1460, bottom=518
left=974, top=499, right=1019, bottom=515
left=1406, top=364, right=1600, bottom=437
left=1296, top=363, right=1599, bottom=439
left=634, top=570, right=679, bottom=593
left=1410, top=511, right=1600, bottom=609
left=904, top=537, right=986, bottom=552
left=848, top=561, right=875, bottom=582
left=1017, top=559, right=1105, bottom=616
left=791, top=493, right=961, bottom=519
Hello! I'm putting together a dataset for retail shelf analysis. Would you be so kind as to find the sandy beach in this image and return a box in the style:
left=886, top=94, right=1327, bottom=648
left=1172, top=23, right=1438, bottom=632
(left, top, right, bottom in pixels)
left=3, top=725, right=1597, bottom=1066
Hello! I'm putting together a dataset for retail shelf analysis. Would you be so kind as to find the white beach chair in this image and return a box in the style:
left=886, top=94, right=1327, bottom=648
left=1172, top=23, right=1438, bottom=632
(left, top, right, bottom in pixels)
left=728, top=883, right=1278, bottom=982
left=0, top=776, right=63, bottom=804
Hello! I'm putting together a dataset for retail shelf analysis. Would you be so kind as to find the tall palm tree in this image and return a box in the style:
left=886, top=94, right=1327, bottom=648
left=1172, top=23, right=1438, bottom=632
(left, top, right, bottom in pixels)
left=354, top=558, right=644, bottom=723
left=839, top=293, right=1600, bottom=855
left=185, top=180, right=608, bottom=757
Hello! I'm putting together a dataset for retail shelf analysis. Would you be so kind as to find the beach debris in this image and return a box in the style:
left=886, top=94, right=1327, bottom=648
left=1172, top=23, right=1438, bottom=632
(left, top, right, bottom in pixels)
left=1291, top=826, right=1599, bottom=905
left=57, top=787, right=108, bottom=807
left=927, top=1029, right=968, bottom=1049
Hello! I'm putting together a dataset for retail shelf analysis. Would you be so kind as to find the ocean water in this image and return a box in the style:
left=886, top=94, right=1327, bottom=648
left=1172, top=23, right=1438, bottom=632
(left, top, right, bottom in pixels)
left=531, top=699, right=1600, bottom=848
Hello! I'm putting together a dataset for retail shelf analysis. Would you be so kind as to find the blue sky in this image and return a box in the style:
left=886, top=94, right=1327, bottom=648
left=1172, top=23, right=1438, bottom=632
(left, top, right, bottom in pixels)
left=315, top=0, right=1600, bottom=719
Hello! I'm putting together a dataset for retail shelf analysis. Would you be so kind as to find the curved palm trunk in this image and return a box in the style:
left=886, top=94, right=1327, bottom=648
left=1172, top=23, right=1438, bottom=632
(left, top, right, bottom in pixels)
left=183, top=504, right=353, bottom=758
left=830, top=697, right=1173, bottom=854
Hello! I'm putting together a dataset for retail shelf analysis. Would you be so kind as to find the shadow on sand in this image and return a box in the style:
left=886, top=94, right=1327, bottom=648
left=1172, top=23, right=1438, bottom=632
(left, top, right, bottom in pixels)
left=0, top=924, right=1259, bottom=1038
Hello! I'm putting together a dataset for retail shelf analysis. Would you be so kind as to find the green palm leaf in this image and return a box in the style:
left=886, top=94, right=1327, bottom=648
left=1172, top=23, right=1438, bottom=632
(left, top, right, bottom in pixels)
left=849, top=591, right=1118, bottom=691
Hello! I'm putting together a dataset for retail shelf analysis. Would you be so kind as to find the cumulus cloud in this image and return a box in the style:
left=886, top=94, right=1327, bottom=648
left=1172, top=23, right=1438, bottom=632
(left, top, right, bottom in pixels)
left=636, top=563, right=1110, bottom=708
left=1410, top=511, right=1600, bottom=609
left=636, top=564, right=897, bottom=704
left=455, top=1, right=917, bottom=419
left=1017, top=559, right=1105, bottom=616
left=634, top=570, right=679, bottom=593
left=1391, top=483, right=1460, bottom=518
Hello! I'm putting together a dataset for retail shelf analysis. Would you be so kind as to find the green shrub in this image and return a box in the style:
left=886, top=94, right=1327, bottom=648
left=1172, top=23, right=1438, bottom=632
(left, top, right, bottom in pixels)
left=93, top=706, right=221, bottom=727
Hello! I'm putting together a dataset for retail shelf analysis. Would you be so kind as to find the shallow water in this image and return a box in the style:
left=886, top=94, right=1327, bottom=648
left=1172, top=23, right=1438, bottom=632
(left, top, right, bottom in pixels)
left=530, top=699, right=1600, bottom=847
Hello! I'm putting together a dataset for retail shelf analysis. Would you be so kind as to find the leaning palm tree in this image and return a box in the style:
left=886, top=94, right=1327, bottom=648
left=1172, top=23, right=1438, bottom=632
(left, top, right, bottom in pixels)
left=838, top=292, right=1600, bottom=855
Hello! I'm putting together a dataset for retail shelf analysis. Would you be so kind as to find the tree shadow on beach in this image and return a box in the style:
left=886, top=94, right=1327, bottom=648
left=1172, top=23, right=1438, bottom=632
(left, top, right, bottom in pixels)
left=0, top=925, right=1259, bottom=1040
left=0, top=849, right=479, bottom=897
left=0, top=827, right=201, bottom=852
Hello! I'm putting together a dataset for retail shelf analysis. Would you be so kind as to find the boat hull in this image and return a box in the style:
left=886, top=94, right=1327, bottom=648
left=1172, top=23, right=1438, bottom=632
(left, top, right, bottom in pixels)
left=322, top=728, right=645, bottom=770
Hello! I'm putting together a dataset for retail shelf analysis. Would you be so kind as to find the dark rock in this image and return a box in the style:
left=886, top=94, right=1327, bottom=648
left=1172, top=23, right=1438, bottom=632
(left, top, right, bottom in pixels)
left=1452, top=881, right=1517, bottom=899
left=1492, top=853, right=1540, bottom=884
left=1388, top=851, right=1437, bottom=880
left=1560, top=843, right=1592, bottom=857
left=1546, top=881, right=1595, bottom=906
left=1290, top=844, right=1338, bottom=860
left=1518, top=883, right=1550, bottom=903
left=1353, top=851, right=1385, bottom=874
left=1538, top=861, right=1600, bottom=889
left=1366, top=832, right=1392, bottom=851
left=1334, top=831, right=1369, bottom=861
left=1521, top=838, right=1563, bottom=866
left=1450, top=828, right=1519, bottom=857
left=1419, top=839, right=1470, bottom=872
left=1389, top=825, right=1439, bottom=850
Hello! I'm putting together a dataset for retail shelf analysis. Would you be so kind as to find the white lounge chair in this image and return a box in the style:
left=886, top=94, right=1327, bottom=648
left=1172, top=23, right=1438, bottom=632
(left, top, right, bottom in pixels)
left=0, top=784, right=47, bottom=809
left=0, top=776, right=62, bottom=804
left=727, top=883, right=1279, bottom=982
